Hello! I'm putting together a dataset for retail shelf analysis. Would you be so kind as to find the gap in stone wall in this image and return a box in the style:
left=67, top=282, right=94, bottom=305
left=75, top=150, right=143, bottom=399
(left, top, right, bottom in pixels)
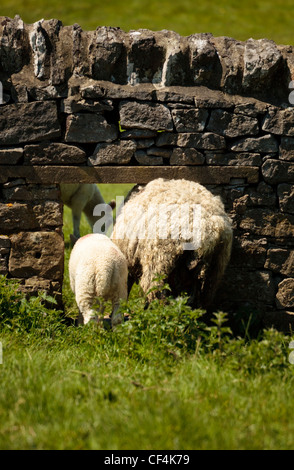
left=60, top=182, right=135, bottom=321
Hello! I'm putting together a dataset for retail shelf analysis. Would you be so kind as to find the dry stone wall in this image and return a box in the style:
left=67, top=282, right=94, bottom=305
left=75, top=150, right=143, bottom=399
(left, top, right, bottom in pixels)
left=0, top=16, right=293, bottom=329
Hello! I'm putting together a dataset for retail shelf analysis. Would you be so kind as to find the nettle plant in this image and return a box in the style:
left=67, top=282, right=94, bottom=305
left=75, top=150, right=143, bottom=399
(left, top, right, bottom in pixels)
left=0, top=275, right=63, bottom=334
left=113, top=275, right=226, bottom=359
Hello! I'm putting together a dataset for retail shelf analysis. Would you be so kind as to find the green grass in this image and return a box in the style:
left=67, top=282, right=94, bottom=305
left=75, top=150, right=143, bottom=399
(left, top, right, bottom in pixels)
left=1, top=271, right=294, bottom=450
left=1, top=0, right=294, bottom=44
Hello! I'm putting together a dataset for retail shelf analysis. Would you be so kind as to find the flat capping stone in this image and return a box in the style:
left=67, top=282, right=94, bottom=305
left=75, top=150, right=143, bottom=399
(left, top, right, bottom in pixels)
left=69, top=78, right=271, bottom=109
left=0, top=165, right=259, bottom=184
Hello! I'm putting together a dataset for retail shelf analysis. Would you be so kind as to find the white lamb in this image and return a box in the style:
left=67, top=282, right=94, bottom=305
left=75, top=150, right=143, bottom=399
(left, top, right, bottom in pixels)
left=69, top=233, right=128, bottom=326
left=60, top=183, right=116, bottom=239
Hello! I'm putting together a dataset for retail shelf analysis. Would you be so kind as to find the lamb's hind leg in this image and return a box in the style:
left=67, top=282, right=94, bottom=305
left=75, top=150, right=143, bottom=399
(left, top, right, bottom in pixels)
left=111, top=285, right=127, bottom=328
left=111, top=302, right=123, bottom=328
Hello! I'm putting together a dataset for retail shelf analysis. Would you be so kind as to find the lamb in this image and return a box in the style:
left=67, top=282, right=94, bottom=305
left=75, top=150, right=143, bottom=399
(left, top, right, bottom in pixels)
left=111, top=178, right=232, bottom=309
left=69, top=233, right=128, bottom=326
left=60, top=183, right=116, bottom=239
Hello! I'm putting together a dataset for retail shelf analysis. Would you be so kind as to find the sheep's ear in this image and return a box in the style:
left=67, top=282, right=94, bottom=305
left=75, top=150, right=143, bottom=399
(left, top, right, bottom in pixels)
left=109, top=200, right=116, bottom=210
left=70, top=234, right=78, bottom=247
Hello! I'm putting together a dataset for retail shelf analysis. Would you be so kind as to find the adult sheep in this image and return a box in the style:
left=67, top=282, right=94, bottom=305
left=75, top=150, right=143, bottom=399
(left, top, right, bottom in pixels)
left=69, top=233, right=128, bottom=326
left=111, top=178, right=232, bottom=309
left=60, top=183, right=116, bottom=240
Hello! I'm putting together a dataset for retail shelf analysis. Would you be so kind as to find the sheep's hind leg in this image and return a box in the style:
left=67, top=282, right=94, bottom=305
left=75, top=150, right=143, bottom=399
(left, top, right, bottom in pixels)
left=111, top=283, right=128, bottom=328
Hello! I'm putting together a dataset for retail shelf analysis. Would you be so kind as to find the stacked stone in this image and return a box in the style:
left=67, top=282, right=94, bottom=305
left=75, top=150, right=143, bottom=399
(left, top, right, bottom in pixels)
left=0, top=16, right=293, bottom=328
left=1, top=16, right=293, bottom=102
left=0, top=180, right=64, bottom=306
